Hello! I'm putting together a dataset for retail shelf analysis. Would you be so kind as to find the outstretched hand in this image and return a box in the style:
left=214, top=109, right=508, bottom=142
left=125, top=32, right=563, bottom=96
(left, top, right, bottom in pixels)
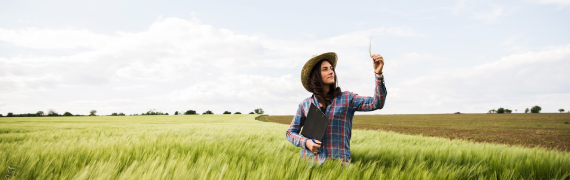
left=371, top=54, right=384, bottom=77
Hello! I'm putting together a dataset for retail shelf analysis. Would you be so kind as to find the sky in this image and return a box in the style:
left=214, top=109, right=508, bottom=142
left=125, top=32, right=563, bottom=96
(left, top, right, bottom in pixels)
left=1, top=0, right=569, bottom=115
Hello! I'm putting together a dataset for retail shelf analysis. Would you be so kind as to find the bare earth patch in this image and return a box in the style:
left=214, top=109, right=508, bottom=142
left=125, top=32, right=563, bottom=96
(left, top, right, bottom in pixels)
left=266, top=113, right=570, bottom=152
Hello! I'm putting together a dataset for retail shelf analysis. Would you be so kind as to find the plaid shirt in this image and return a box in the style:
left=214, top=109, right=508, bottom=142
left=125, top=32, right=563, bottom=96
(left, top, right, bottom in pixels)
left=286, top=75, right=387, bottom=164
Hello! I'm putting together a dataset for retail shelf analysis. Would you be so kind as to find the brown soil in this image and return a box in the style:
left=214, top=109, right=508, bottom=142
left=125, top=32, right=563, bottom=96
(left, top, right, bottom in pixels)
left=266, top=113, right=570, bottom=152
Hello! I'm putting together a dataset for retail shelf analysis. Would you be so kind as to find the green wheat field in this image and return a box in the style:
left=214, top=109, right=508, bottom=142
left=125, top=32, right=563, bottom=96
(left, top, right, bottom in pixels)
left=1, top=115, right=569, bottom=179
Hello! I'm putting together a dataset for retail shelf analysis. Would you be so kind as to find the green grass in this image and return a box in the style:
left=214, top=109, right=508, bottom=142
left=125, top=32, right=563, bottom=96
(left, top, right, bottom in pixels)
left=1, top=115, right=569, bottom=179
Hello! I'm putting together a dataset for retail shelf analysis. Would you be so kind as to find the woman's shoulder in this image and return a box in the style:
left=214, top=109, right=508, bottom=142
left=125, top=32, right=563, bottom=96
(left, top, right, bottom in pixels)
left=298, top=96, right=313, bottom=106
left=295, top=96, right=313, bottom=115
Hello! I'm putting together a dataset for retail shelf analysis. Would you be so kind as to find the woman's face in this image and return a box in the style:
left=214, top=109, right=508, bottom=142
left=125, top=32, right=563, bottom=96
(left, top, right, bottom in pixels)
left=320, top=60, right=335, bottom=85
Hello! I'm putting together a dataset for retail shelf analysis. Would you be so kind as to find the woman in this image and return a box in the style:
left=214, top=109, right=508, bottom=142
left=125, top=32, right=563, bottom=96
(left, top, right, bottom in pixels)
left=286, top=52, right=387, bottom=164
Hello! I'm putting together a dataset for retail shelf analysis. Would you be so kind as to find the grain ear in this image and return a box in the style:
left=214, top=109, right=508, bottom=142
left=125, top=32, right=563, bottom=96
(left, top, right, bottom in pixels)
left=369, top=36, right=372, bottom=56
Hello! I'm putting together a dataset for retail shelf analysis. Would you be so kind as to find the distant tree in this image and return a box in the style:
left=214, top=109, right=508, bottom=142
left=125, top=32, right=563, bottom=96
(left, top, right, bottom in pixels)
left=185, top=110, right=197, bottom=115
left=7, top=112, right=13, bottom=117
left=515, top=109, right=517, bottom=113
left=63, top=112, right=73, bottom=116
left=559, top=109, right=565, bottom=113
left=505, top=109, right=512, bottom=113
left=202, top=110, right=213, bottom=115
left=13, top=113, right=38, bottom=117
left=174, top=111, right=179, bottom=115
left=36, top=111, right=44, bottom=116
left=525, top=108, right=529, bottom=113
left=223, top=111, right=231, bottom=114
left=144, top=109, right=165, bottom=115
left=90, top=110, right=97, bottom=116
left=497, top=108, right=505, bottom=114
left=0, top=114, right=2, bottom=117
left=111, top=112, right=118, bottom=116
left=489, top=109, right=496, bottom=113
left=118, top=113, right=125, bottom=116
left=249, top=112, right=254, bottom=114
left=234, top=112, right=242, bottom=114
left=254, top=108, right=264, bottom=114
left=531, top=105, right=542, bottom=113
left=47, top=109, right=59, bottom=116
left=165, top=113, right=169, bottom=115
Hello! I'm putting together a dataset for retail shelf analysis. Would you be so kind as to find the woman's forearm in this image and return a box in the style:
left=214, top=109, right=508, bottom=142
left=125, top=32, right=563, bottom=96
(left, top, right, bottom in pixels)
left=286, top=104, right=309, bottom=149
left=351, top=75, right=387, bottom=111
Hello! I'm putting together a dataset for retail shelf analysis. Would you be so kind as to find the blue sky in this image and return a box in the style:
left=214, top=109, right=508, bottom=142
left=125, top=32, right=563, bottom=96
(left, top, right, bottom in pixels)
left=1, top=0, right=569, bottom=115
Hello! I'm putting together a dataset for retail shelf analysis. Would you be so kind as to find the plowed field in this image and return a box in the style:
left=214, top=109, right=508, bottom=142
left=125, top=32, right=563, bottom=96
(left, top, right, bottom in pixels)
left=266, top=113, right=570, bottom=151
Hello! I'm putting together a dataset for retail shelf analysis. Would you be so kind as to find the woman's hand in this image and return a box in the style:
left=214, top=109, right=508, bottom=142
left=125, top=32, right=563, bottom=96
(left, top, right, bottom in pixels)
left=306, top=139, right=322, bottom=155
left=371, top=54, right=384, bottom=77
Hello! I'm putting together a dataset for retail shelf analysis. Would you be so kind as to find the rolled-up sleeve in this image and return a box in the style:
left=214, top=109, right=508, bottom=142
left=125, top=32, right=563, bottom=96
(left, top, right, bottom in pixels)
left=352, top=75, right=387, bottom=111
left=286, top=103, right=309, bottom=149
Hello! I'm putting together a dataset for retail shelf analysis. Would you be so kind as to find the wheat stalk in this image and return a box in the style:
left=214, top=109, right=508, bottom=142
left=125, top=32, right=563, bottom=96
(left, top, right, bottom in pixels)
left=369, top=36, right=372, bottom=56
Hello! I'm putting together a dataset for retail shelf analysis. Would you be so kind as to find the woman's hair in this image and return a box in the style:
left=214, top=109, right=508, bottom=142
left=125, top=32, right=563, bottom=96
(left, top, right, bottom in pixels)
left=309, top=59, right=342, bottom=108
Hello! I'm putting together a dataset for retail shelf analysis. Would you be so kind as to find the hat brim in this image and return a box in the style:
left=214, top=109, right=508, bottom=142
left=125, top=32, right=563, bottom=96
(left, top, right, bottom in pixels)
left=301, top=52, right=338, bottom=92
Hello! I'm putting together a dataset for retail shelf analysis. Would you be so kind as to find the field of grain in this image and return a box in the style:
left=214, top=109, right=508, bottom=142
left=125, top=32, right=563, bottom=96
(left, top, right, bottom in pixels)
left=267, top=113, right=570, bottom=152
left=1, top=115, right=569, bottom=179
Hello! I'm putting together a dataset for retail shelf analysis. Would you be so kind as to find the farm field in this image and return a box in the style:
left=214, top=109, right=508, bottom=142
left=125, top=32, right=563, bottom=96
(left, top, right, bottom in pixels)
left=1, top=115, right=569, bottom=179
left=266, top=113, right=570, bottom=151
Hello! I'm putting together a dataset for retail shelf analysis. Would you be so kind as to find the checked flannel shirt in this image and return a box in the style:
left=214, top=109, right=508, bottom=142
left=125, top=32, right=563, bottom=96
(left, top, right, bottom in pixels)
left=286, top=75, right=387, bottom=164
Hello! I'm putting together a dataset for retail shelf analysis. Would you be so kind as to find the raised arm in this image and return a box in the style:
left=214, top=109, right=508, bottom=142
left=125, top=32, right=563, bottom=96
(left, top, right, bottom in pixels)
left=352, top=75, right=387, bottom=111
left=352, top=54, right=387, bottom=111
left=286, top=103, right=309, bottom=149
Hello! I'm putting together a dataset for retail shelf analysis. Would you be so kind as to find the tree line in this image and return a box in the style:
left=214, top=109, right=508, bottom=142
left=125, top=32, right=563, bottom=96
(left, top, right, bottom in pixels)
left=488, top=105, right=568, bottom=114
left=0, top=109, right=88, bottom=117
left=172, top=108, right=264, bottom=115
left=1, top=108, right=265, bottom=117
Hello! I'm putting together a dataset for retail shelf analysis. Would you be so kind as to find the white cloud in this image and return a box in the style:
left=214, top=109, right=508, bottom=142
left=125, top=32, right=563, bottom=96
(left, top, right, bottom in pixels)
left=380, top=44, right=570, bottom=114
left=395, top=52, right=448, bottom=64
left=475, top=44, right=570, bottom=70
left=0, top=17, right=427, bottom=115
left=69, top=99, right=139, bottom=104
left=528, top=0, right=570, bottom=6
left=113, top=85, right=149, bottom=91
left=450, top=0, right=468, bottom=15
left=471, top=5, right=515, bottom=23
left=0, top=28, right=111, bottom=49
left=501, top=35, right=533, bottom=53
left=1, top=16, right=567, bottom=116
left=446, top=2, right=516, bottom=24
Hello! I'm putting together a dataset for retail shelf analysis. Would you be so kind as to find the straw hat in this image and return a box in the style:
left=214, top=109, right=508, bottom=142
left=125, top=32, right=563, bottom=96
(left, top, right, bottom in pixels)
left=301, top=52, right=337, bottom=92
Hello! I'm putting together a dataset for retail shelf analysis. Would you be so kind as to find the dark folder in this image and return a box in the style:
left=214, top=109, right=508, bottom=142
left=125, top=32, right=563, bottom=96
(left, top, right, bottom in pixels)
left=300, top=103, right=330, bottom=142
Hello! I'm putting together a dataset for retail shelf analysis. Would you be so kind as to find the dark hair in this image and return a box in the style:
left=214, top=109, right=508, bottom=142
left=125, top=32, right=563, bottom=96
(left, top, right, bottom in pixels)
left=309, top=59, right=342, bottom=108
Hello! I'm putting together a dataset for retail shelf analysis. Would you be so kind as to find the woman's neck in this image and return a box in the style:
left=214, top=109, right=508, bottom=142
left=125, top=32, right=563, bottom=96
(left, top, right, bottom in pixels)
left=323, top=86, right=330, bottom=101
left=322, top=85, right=330, bottom=99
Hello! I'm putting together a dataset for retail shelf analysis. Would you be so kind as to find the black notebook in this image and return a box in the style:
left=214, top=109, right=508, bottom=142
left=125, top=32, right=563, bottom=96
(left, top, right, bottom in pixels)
left=300, top=103, right=330, bottom=142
